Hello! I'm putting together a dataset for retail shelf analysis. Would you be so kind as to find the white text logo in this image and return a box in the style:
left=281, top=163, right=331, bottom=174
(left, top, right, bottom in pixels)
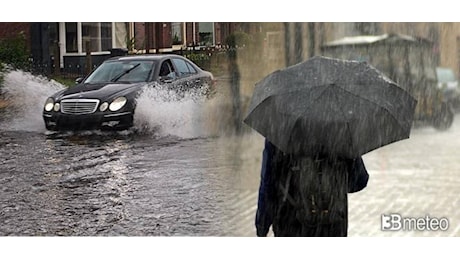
left=381, top=214, right=449, bottom=231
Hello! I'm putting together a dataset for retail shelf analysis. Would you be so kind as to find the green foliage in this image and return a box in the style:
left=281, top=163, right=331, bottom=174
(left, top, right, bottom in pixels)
left=126, top=36, right=136, bottom=52
left=225, top=31, right=251, bottom=48
left=185, top=53, right=211, bottom=62
left=0, top=32, right=30, bottom=70
left=172, top=33, right=181, bottom=45
left=0, top=63, right=4, bottom=86
left=50, top=76, right=75, bottom=87
left=184, top=52, right=211, bottom=70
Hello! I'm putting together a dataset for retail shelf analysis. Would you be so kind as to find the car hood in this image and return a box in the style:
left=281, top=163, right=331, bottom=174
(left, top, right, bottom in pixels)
left=54, top=82, right=145, bottom=101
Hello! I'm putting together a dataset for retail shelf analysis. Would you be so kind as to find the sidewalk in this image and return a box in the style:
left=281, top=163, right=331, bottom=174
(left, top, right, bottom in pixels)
left=348, top=122, right=460, bottom=236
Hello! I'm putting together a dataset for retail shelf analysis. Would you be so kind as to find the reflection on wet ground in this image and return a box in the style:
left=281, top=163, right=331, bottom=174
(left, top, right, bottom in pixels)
left=0, top=130, right=260, bottom=236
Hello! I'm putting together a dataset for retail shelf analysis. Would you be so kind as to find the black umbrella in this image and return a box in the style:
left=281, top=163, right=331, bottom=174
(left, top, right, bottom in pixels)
left=244, top=56, right=417, bottom=158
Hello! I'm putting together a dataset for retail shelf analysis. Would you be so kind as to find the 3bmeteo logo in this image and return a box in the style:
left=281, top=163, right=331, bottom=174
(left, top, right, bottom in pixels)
left=381, top=214, right=449, bottom=231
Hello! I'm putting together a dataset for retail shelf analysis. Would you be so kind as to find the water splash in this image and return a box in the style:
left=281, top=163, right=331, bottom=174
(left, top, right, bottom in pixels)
left=0, top=70, right=64, bottom=132
left=133, top=84, right=225, bottom=139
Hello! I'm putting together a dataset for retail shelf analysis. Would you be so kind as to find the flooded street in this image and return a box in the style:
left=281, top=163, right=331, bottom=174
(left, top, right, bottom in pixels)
left=0, top=130, right=255, bottom=236
left=1, top=70, right=459, bottom=237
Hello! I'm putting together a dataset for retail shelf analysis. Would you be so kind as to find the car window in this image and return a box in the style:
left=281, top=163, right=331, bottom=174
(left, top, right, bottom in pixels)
left=186, top=61, right=197, bottom=74
left=121, top=62, right=154, bottom=82
left=159, top=60, right=176, bottom=79
left=172, top=58, right=196, bottom=77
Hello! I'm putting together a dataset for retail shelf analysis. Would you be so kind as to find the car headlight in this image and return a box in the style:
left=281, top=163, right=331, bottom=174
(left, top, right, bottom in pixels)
left=44, top=98, right=54, bottom=111
left=53, top=103, right=60, bottom=112
left=109, top=97, right=127, bottom=111
left=100, top=102, right=109, bottom=112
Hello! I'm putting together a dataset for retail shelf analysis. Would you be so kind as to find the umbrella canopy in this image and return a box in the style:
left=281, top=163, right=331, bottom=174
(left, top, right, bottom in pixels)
left=244, top=56, right=417, bottom=158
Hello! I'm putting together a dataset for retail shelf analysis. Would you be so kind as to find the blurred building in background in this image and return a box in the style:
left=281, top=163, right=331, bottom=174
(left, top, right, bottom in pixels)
left=1, top=22, right=460, bottom=80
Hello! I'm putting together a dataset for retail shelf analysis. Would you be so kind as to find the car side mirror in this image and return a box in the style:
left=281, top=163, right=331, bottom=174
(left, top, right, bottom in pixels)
left=75, top=77, right=84, bottom=84
left=160, top=76, right=174, bottom=84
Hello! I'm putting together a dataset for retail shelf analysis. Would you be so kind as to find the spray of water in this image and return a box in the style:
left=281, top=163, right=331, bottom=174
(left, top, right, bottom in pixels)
left=0, top=70, right=231, bottom=137
left=133, top=83, right=227, bottom=139
left=0, top=70, right=64, bottom=132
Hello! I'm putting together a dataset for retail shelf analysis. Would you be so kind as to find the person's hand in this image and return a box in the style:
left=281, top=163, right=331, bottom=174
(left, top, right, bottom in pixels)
left=256, top=227, right=269, bottom=237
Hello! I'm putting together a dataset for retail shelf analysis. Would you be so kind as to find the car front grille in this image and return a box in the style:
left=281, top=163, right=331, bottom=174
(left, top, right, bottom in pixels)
left=60, top=99, right=99, bottom=115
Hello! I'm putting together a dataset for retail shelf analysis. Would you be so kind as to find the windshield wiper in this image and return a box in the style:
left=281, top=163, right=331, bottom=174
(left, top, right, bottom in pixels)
left=111, top=63, right=141, bottom=82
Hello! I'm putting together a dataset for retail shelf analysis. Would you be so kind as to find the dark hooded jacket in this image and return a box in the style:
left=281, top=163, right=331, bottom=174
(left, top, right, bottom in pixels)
left=255, top=139, right=369, bottom=237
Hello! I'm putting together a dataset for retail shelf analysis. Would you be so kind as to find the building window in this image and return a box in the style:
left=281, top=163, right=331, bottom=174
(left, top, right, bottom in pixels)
left=114, top=22, right=128, bottom=49
left=64, top=22, right=113, bottom=54
left=82, top=22, right=99, bottom=52
left=198, top=22, right=214, bottom=47
left=65, top=22, right=78, bottom=53
left=172, top=22, right=183, bottom=45
left=82, top=22, right=112, bottom=52
left=101, top=22, right=112, bottom=51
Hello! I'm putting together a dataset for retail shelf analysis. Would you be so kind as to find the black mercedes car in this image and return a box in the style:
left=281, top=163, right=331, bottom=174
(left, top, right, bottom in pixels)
left=43, top=54, right=215, bottom=131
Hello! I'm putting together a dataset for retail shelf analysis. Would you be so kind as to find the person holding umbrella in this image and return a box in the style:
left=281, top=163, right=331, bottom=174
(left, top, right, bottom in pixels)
left=255, top=139, right=369, bottom=237
left=244, top=56, right=417, bottom=237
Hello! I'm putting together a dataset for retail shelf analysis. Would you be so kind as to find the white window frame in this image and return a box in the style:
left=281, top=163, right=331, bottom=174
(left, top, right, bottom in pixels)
left=58, top=22, right=117, bottom=57
left=197, top=22, right=215, bottom=47
left=58, top=22, right=132, bottom=68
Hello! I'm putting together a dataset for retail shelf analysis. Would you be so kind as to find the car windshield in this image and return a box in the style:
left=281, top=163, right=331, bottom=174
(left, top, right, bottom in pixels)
left=84, top=60, right=155, bottom=83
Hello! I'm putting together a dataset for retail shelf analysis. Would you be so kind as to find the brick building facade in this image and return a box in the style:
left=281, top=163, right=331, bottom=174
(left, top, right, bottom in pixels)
left=2, top=22, right=460, bottom=78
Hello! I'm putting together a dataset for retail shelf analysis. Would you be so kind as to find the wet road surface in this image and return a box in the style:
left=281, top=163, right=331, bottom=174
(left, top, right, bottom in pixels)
left=0, top=131, right=236, bottom=235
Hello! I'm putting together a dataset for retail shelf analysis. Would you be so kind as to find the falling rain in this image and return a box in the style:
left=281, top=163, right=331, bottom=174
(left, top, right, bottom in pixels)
left=0, top=23, right=459, bottom=243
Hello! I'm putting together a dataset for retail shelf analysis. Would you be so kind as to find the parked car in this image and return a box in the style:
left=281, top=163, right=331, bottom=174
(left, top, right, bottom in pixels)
left=43, top=54, right=215, bottom=131
left=436, top=67, right=460, bottom=111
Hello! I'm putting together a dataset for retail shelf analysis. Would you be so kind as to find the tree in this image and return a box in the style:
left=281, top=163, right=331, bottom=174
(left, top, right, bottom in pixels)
left=0, top=31, right=30, bottom=70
